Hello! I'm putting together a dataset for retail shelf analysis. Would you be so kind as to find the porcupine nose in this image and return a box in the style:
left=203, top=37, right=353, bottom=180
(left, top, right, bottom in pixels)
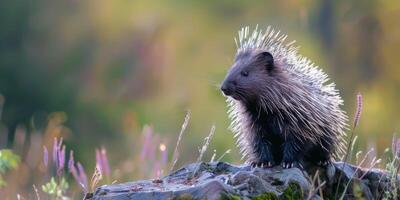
left=221, top=80, right=236, bottom=96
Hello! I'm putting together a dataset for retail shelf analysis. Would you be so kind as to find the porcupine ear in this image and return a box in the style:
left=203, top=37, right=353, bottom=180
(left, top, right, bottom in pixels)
left=257, top=51, right=274, bottom=71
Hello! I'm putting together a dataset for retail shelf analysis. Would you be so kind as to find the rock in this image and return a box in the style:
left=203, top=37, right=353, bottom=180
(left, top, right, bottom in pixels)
left=86, top=162, right=399, bottom=200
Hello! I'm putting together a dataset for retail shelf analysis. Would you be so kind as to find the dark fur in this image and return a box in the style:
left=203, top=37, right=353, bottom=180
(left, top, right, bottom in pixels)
left=245, top=100, right=333, bottom=167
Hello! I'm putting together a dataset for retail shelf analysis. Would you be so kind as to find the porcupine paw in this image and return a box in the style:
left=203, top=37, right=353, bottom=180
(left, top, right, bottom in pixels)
left=281, top=161, right=296, bottom=169
left=281, top=159, right=301, bottom=169
left=250, top=161, right=274, bottom=168
left=316, top=159, right=331, bottom=167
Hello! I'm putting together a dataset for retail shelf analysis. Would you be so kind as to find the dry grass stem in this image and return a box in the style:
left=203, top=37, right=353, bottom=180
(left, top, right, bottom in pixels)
left=32, top=184, right=40, bottom=200
left=170, top=110, right=191, bottom=172
left=217, top=149, right=231, bottom=162
left=90, top=166, right=103, bottom=193
left=196, top=125, right=216, bottom=163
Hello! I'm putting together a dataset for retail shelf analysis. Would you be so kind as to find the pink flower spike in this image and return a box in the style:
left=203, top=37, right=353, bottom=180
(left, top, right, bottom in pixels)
left=68, top=150, right=75, bottom=172
left=70, top=160, right=87, bottom=193
left=57, top=145, right=66, bottom=177
left=52, top=138, right=59, bottom=168
left=95, top=149, right=103, bottom=174
left=60, top=145, right=66, bottom=168
left=101, top=147, right=110, bottom=177
left=70, top=161, right=79, bottom=182
left=43, top=146, right=49, bottom=168
left=77, top=162, right=88, bottom=190
left=140, top=126, right=153, bottom=160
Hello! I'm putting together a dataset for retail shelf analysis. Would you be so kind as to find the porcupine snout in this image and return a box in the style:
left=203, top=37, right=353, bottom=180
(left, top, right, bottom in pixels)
left=220, top=79, right=237, bottom=96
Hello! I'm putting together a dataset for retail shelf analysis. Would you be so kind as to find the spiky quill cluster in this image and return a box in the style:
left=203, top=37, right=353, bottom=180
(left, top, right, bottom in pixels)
left=227, top=26, right=348, bottom=163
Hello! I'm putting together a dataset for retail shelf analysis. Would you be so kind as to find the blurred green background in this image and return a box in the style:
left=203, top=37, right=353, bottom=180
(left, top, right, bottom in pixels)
left=0, top=0, right=399, bottom=197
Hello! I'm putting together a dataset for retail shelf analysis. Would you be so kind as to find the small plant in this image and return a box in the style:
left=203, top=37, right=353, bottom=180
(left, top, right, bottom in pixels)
left=283, top=182, right=303, bottom=200
left=41, top=138, right=71, bottom=199
left=382, top=133, right=400, bottom=200
left=305, top=170, right=326, bottom=200
left=41, top=177, right=69, bottom=199
left=335, top=93, right=363, bottom=198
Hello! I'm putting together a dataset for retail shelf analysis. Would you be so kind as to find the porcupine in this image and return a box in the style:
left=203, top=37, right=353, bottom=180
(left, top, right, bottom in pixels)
left=220, top=26, right=348, bottom=168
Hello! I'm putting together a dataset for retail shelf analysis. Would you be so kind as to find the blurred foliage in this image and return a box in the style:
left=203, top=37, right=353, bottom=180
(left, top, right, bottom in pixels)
left=0, top=0, right=399, bottom=198
left=0, top=149, right=20, bottom=187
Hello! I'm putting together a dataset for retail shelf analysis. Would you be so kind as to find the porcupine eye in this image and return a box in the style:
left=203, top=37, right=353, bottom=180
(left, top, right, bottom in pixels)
left=240, top=71, right=249, bottom=77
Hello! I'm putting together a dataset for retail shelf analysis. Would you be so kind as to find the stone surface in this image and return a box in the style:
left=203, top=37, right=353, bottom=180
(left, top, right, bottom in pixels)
left=86, top=162, right=399, bottom=200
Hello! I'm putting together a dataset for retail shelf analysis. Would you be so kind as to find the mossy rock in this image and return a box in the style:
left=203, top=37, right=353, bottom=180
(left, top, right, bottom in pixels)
left=281, top=182, right=303, bottom=200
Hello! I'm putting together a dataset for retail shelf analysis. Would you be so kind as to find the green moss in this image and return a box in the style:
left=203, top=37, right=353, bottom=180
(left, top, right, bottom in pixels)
left=197, top=163, right=214, bottom=174
left=352, top=181, right=365, bottom=200
left=214, top=167, right=230, bottom=174
left=231, top=195, right=241, bottom=200
left=282, top=182, right=303, bottom=200
left=220, top=193, right=242, bottom=200
left=251, top=192, right=279, bottom=200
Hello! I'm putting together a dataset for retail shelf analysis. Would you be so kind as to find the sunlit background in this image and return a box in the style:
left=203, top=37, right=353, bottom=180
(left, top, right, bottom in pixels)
left=0, top=0, right=399, bottom=198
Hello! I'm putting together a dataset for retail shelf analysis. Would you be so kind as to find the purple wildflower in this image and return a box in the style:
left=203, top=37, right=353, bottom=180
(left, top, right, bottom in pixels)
left=69, top=160, right=88, bottom=192
left=68, top=149, right=88, bottom=192
left=68, top=150, right=75, bottom=172
left=70, top=166, right=78, bottom=180
left=96, top=147, right=111, bottom=178
left=69, top=160, right=80, bottom=188
left=140, top=126, right=153, bottom=160
left=100, top=147, right=110, bottom=177
left=69, top=158, right=79, bottom=182
left=56, top=144, right=66, bottom=177
left=59, top=145, right=66, bottom=168
left=77, top=162, right=88, bottom=191
left=52, top=137, right=64, bottom=169
left=52, top=138, right=59, bottom=168
left=95, top=149, right=102, bottom=173
left=149, top=134, right=160, bottom=163
left=43, top=146, right=49, bottom=168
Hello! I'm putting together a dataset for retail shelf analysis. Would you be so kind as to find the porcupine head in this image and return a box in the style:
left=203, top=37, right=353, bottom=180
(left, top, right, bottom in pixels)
left=220, top=26, right=348, bottom=168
